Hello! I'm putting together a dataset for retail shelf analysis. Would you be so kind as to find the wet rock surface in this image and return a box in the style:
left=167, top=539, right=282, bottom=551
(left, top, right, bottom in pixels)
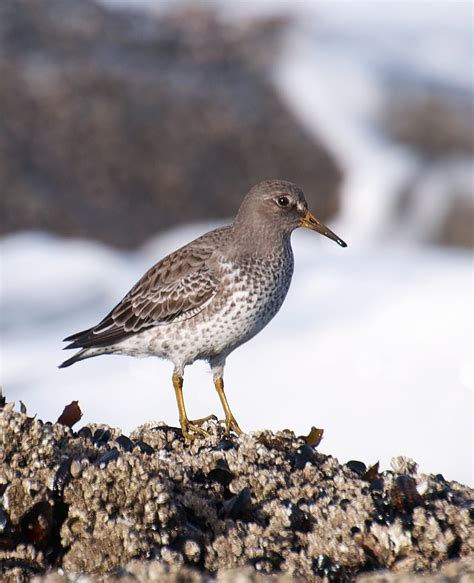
left=1, top=402, right=473, bottom=582
left=0, top=0, right=342, bottom=248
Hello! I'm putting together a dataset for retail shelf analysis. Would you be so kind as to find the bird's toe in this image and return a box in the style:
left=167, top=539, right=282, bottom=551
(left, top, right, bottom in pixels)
left=220, top=416, right=243, bottom=436
left=180, top=421, right=211, bottom=441
left=188, top=414, right=218, bottom=426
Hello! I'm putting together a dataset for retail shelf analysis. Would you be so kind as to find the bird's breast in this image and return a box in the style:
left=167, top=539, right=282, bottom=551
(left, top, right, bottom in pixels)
left=208, top=251, right=294, bottom=348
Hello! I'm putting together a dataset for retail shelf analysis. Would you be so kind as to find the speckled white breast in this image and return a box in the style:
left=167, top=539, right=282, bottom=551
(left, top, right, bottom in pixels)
left=112, top=248, right=294, bottom=369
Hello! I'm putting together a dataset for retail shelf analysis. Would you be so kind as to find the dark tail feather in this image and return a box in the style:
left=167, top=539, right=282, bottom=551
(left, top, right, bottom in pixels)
left=59, top=349, right=90, bottom=369
left=62, top=324, right=131, bottom=350
left=63, top=327, right=93, bottom=347
left=63, top=340, right=85, bottom=350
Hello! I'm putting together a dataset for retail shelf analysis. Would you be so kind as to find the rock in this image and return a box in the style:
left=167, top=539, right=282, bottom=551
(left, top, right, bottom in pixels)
left=383, top=89, right=474, bottom=248
left=357, top=558, right=474, bottom=583
left=1, top=401, right=473, bottom=582
left=383, top=91, right=474, bottom=158
left=0, top=0, right=342, bottom=249
left=394, top=160, right=473, bottom=248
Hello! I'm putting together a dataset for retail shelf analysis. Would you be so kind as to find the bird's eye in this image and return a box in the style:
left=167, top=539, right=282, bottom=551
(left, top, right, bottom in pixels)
left=276, top=196, right=290, bottom=208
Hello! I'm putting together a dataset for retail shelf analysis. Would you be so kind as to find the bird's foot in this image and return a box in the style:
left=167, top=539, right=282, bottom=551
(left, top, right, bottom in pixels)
left=180, top=419, right=211, bottom=441
left=220, top=415, right=243, bottom=436
left=181, top=424, right=209, bottom=441
left=188, top=414, right=218, bottom=427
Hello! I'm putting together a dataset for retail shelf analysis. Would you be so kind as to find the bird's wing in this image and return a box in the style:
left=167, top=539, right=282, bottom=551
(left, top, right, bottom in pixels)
left=64, top=231, right=226, bottom=349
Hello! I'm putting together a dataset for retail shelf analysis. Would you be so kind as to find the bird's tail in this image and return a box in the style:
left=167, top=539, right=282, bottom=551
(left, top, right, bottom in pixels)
left=59, top=349, right=93, bottom=369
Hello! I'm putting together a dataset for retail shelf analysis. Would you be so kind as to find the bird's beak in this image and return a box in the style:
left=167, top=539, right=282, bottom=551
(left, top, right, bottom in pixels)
left=300, top=211, right=347, bottom=247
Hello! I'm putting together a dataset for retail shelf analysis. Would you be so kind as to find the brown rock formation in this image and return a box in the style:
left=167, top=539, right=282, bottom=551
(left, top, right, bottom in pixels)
left=0, top=0, right=342, bottom=248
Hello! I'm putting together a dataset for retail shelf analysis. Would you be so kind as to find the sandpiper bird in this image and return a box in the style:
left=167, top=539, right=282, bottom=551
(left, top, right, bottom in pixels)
left=60, top=180, right=347, bottom=440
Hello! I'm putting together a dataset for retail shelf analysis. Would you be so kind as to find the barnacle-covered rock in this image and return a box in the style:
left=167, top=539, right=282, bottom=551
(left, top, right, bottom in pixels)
left=1, top=403, right=473, bottom=582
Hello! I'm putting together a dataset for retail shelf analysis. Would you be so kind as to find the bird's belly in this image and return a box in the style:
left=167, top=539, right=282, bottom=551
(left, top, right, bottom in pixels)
left=131, top=291, right=281, bottom=364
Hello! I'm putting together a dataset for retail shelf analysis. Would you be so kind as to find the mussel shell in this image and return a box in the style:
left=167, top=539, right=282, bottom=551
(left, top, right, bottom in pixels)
left=134, top=441, right=155, bottom=454
left=53, top=459, right=73, bottom=497
left=214, top=438, right=236, bottom=452
left=208, top=459, right=234, bottom=487
left=115, top=435, right=134, bottom=452
left=76, top=426, right=93, bottom=441
left=0, top=507, right=9, bottom=532
left=288, top=504, right=312, bottom=532
left=221, top=487, right=252, bottom=520
left=93, top=428, right=111, bottom=445
left=95, top=448, right=120, bottom=468
left=293, top=444, right=316, bottom=470
left=346, top=460, right=367, bottom=476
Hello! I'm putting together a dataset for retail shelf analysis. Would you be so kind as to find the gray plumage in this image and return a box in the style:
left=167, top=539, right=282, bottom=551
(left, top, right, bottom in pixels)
left=60, top=179, right=346, bottom=437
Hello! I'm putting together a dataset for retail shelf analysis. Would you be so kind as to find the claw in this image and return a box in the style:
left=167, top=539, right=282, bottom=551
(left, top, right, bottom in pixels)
left=226, top=416, right=243, bottom=436
left=219, top=416, right=243, bottom=436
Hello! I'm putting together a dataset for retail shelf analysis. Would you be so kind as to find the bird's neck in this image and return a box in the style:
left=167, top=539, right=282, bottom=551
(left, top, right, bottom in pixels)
left=230, top=219, right=293, bottom=259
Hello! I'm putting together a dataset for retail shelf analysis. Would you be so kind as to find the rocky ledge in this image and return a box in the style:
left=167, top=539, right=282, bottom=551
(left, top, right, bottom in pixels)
left=0, top=401, right=473, bottom=582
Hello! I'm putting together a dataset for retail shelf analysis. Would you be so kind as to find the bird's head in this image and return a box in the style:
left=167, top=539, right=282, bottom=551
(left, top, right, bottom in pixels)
left=235, top=179, right=347, bottom=247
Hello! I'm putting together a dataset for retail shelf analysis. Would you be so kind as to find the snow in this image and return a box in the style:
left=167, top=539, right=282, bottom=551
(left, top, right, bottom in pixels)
left=2, top=231, right=472, bottom=485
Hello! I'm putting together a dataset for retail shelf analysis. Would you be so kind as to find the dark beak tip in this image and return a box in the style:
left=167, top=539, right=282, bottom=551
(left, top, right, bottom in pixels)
left=339, top=239, right=348, bottom=248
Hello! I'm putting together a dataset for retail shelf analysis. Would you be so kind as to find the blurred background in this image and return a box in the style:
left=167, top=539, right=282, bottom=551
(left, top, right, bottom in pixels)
left=1, top=0, right=472, bottom=483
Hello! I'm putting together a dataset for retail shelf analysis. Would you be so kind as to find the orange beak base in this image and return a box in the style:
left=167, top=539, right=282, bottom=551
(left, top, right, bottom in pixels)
left=300, top=211, right=347, bottom=247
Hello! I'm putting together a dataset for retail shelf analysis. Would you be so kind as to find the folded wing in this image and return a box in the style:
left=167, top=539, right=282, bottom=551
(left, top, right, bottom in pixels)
left=64, top=243, right=220, bottom=349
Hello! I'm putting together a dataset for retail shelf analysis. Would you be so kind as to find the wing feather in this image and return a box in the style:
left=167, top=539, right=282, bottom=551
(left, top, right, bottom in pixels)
left=63, top=230, right=227, bottom=350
